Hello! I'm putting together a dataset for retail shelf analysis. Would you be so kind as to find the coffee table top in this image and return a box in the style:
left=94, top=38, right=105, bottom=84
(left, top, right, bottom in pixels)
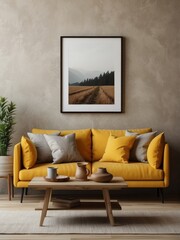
left=28, top=176, right=127, bottom=190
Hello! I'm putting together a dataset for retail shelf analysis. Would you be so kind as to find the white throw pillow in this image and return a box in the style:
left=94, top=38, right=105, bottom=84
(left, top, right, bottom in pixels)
left=125, top=130, right=157, bottom=162
left=27, top=132, right=59, bottom=163
left=44, top=133, right=84, bottom=163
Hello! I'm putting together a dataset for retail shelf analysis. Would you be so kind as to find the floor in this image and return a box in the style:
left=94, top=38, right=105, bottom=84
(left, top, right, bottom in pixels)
left=0, top=234, right=180, bottom=240
left=0, top=194, right=180, bottom=240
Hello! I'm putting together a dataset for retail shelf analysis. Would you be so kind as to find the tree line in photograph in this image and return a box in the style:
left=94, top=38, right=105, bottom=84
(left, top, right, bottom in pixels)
left=79, top=71, right=114, bottom=86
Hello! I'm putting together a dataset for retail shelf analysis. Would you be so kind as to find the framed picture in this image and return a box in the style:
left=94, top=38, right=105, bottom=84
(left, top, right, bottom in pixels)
left=60, top=36, right=123, bottom=113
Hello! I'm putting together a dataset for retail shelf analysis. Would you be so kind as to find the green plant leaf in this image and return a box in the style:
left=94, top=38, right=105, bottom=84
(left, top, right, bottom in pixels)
left=0, top=97, right=16, bottom=156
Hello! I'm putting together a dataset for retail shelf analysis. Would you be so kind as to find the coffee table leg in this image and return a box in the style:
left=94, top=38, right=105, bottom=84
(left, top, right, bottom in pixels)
left=102, top=189, right=115, bottom=226
left=40, top=188, right=52, bottom=226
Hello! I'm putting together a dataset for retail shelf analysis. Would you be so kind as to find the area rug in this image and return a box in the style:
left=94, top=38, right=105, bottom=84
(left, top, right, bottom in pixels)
left=0, top=208, right=180, bottom=234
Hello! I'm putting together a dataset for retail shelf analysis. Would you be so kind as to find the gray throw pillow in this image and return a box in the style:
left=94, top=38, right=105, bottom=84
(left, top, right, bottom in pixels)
left=44, top=133, right=84, bottom=164
left=27, top=132, right=60, bottom=163
left=125, top=130, right=157, bottom=162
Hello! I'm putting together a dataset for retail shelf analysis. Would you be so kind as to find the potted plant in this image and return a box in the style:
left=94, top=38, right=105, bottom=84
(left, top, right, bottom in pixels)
left=0, top=97, right=16, bottom=176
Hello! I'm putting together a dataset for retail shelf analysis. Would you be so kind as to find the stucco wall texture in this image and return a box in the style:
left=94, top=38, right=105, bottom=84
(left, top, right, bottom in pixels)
left=0, top=0, right=179, bottom=196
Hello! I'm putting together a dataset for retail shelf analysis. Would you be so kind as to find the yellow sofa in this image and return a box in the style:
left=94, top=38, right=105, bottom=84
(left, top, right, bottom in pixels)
left=13, top=128, right=169, bottom=202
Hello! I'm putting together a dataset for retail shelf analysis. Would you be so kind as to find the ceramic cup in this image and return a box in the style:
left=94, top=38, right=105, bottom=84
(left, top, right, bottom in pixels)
left=47, top=167, right=57, bottom=179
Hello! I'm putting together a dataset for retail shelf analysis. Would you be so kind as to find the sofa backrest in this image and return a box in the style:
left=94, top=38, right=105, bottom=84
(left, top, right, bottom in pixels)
left=32, top=127, right=152, bottom=163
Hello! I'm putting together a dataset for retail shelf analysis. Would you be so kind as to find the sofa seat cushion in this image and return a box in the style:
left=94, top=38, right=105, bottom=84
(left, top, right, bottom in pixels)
left=92, top=128, right=152, bottom=161
left=32, top=128, right=91, bottom=162
left=19, top=162, right=92, bottom=181
left=92, top=161, right=163, bottom=181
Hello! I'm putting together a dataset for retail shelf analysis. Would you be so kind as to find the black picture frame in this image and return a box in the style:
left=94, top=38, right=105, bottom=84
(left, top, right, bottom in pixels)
left=60, top=36, right=123, bottom=113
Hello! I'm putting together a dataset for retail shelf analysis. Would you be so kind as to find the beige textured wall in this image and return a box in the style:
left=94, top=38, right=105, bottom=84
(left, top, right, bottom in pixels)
left=0, top=0, right=179, bottom=196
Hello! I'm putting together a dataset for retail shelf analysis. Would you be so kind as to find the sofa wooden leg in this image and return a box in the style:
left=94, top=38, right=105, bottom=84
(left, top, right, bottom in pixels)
left=21, top=188, right=24, bottom=203
left=25, top=188, right=28, bottom=195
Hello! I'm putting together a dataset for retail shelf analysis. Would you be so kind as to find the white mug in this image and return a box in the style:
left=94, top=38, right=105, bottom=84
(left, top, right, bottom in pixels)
left=47, top=167, right=57, bottom=179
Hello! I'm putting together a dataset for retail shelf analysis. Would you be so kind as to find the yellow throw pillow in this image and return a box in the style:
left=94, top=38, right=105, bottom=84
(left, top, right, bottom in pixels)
left=21, top=136, right=37, bottom=169
left=100, top=135, right=136, bottom=163
left=147, top=132, right=165, bottom=169
left=92, top=129, right=125, bottom=161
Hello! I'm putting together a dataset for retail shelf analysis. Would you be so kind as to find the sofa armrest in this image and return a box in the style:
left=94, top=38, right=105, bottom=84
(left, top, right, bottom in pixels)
left=13, top=143, right=22, bottom=187
left=163, top=143, right=170, bottom=187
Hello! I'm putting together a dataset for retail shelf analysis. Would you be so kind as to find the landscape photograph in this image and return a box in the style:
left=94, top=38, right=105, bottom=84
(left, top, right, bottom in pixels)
left=69, top=70, right=114, bottom=104
left=61, top=37, right=122, bottom=112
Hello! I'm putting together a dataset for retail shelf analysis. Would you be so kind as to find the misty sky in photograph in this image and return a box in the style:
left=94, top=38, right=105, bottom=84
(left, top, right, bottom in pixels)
left=67, top=38, right=120, bottom=79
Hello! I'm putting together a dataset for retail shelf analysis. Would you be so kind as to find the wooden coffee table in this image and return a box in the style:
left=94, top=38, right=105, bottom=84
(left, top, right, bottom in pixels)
left=28, top=177, right=127, bottom=226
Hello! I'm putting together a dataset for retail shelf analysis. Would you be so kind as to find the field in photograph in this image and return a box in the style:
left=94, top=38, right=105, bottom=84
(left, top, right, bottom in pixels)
left=69, top=86, right=114, bottom=104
